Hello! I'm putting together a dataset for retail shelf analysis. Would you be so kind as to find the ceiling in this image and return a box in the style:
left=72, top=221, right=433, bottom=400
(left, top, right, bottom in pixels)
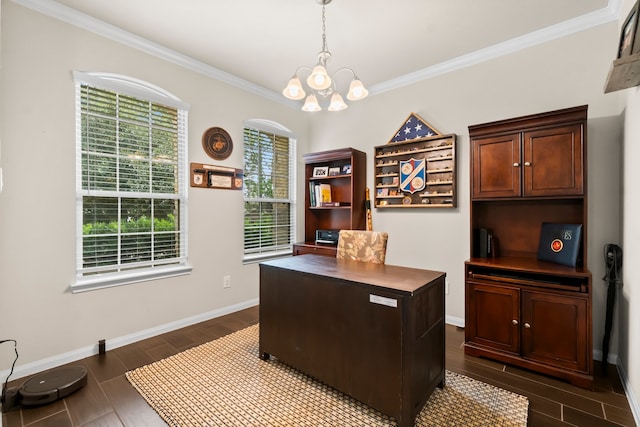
left=38, top=0, right=615, bottom=100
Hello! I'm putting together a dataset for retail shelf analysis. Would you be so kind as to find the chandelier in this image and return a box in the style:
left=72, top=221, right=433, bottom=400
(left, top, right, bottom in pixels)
left=282, top=0, right=369, bottom=112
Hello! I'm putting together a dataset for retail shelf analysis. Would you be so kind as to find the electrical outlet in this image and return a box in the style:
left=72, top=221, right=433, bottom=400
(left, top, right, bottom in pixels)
left=445, top=279, right=449, bottom=295
left=223, top=275, right=231, bottom=288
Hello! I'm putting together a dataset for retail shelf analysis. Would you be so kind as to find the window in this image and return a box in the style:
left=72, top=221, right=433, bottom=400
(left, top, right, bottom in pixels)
left=243, top=120, right=296, bottom=261
left=72, top=72, right=191, bottom=292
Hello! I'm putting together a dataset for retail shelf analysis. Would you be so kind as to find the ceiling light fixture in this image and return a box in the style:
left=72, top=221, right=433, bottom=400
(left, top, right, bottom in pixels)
left=282, top=0, right=368, bottom=112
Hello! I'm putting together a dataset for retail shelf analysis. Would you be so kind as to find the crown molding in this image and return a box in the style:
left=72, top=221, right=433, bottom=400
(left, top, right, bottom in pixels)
left=370, top=0, right=622, bottom=95
left=10, top=0, right=295, bottom=108
left=11, top=0, right=622, bottom=105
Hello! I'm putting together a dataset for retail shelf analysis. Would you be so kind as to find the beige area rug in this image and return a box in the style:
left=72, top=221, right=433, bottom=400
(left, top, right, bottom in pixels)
left=127, top=324, right=528, bottom=426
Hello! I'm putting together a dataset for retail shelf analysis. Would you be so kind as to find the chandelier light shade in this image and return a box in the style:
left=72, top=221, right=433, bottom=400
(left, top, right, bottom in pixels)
left=282, top=76, right=306, bottom=100
left=283, top=0, right=368, bottom=112
left=347, top=79, right=369, bottom=101
left=302, top=94, right=322, bottom=112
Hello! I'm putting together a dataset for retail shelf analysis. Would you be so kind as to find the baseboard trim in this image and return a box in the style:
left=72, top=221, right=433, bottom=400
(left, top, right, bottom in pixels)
left=446, top=315, right=465, bottom=328
left=616, top=361, right=640, bottom=426
left=0, top=298, right=259, bottom=383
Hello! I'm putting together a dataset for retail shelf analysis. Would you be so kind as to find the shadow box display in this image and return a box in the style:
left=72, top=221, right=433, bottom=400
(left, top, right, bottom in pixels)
left=374, top=134, right=457, bottom=208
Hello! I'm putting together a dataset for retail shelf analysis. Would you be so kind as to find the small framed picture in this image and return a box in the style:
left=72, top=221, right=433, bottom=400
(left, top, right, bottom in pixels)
left=312, top=166, right=329, bottom=177
left=341, top=164, right=351, bottom=175
left=328, top=167, right=341, bottom=176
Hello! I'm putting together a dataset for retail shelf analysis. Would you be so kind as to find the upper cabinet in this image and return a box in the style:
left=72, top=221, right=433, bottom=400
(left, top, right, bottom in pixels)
left=470, top=106, right=586, bottom=200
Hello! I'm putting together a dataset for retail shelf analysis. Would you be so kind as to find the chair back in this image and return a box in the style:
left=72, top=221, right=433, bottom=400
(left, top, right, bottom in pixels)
left=336, top=230, right=388, bottom=264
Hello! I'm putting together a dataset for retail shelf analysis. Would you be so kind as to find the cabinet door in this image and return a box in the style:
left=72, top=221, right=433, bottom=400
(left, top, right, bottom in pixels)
left=523, top=125, right=583, bottom=196
left=521, top=290, right=589, bottom=372
left=466, top=281, right=520, bottom=354
left=472, top=134, right=521, bottom=199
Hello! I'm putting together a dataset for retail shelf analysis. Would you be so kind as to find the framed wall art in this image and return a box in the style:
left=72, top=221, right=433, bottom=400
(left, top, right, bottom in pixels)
left=605, top=0, right=640, bottom=93
left=202, top=127, right=233, bottom=160
left=618, top=1, right=639, bottom=58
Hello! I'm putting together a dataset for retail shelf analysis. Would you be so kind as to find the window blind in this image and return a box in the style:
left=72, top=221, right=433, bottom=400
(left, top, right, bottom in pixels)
left=243, top=124, right=296, bottom=260
left=73, top=73, right=190, bottom=291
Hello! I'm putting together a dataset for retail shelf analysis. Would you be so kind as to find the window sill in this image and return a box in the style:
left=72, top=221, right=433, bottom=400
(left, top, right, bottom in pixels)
left=71, top=264, right=193, bottom=293
left=243, top=250, right=292, bottom=264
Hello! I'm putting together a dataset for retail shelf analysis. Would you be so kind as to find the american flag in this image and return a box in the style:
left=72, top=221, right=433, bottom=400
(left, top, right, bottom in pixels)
left=390, top=113, right=439, bottom=143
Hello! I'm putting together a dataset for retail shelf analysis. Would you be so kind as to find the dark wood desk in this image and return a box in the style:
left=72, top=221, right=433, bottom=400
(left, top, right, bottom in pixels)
left=259, top=255, right=445, bottom=427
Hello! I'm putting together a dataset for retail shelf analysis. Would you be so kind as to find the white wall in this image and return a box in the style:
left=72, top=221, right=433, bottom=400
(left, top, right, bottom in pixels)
left=0, top=1, right=309, bottom=374
left=619, top=43, right=640, bottom=420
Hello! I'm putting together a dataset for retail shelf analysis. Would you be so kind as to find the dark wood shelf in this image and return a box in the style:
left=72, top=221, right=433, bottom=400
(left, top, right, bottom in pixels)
left=295, top=148, right=366, bottom=257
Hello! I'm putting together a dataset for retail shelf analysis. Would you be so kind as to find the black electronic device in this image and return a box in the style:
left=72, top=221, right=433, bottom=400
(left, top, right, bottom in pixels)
left=315, top=229, right=339, bottom=245
left=2, top=365, right=87, bottom=412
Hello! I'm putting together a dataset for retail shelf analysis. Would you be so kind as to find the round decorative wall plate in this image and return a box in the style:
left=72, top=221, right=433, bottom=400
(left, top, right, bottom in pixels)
left=202, top=127, right=233, bottom=160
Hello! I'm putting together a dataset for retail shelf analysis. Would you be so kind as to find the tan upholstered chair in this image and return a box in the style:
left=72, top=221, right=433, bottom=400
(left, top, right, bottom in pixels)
left=336, top=230, right=388, bottom=264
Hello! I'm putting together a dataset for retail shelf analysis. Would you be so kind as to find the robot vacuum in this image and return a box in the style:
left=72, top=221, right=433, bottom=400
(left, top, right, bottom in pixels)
left=2, top=365, right=87, bottom=411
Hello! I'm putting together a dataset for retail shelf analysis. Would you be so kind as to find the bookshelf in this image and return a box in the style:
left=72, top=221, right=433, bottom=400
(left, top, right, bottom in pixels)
left=293, top=148, right=366, bottom=257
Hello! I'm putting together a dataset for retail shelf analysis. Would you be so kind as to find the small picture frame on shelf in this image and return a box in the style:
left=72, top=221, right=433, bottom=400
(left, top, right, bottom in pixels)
left=328, top=166, right=341, bottom=176
left=377, top=188, right=389, bottom=196
left=193, top=173, right=204, bottom=185
left=341, top=164, right=352, bottom=175
left=312, top=166, right=329, bottom=177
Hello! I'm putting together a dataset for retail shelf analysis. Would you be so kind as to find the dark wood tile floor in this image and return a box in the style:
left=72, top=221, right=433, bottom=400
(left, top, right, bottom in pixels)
left=2, top=305, right=636, bottom=426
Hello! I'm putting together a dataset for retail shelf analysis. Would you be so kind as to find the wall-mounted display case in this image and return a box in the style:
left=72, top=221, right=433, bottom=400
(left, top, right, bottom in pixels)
left=374, top=134, right=456, bottom=208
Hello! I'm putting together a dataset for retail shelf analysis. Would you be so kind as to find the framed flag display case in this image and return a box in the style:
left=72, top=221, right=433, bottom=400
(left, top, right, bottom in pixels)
left=374, top=113, right=456, bottom=208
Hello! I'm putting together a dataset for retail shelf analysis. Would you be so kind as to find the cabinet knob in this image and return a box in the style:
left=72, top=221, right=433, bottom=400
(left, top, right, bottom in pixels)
left=524, top=322, right=531, bottom=328
left=524, top=161, right=532, bottom=166
left=513, top=162, right=520, bottom=167
left=512, top=319, right=518, bottom=325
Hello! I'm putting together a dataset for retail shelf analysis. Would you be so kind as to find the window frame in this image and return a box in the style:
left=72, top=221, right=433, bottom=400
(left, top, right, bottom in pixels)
left=72, top=72, right=191, bottom=293
left=242, top=119, right=297, bottom=263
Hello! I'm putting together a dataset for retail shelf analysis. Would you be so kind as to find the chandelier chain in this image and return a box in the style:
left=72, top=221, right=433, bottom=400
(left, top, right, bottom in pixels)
left=321, top=3, right=328, bottom=53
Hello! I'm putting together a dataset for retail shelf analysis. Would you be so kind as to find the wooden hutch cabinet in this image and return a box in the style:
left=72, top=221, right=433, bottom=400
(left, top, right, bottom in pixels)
left=465, top=105, right=593, bottom=389
left=293, top=148, right=366, bottom=257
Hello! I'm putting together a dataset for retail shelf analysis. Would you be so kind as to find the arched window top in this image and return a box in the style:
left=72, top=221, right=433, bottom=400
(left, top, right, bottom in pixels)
left=73, top=71, right=190, bottom=111
left=243, top=119, right=296, bottom=139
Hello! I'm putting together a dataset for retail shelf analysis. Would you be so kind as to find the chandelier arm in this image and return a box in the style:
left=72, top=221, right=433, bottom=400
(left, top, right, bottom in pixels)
left=330, top=67, right=358, bottom=79
left=293, top=66, right=313, bottom=76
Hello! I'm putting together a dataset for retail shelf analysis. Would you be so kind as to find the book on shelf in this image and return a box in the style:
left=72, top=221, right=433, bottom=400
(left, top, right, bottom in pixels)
left=309, top=182, right=316, bottom=207
left=320, top=201, right=341, bottom=207
left=320, top=183, right=332, bottom=203
left=310, top=183, right=332, bottom=207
